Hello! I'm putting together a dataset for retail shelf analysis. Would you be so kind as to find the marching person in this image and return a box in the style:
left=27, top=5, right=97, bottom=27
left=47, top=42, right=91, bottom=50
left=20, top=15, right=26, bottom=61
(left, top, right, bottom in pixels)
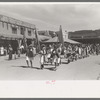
left=47, top=49, right=51, bottom=63
left=26, top=45, right=34, bottom=68
left=64, top=46, right=67, bottom=58
left=51, top=48, right=58, bottom=70
left=40, top=46, right=46, bottom=69
left=56, top=47, right=61, bottom=65
left=13, top=46, right=18, bottom=59
left=0, top=46, right=4, bottom=56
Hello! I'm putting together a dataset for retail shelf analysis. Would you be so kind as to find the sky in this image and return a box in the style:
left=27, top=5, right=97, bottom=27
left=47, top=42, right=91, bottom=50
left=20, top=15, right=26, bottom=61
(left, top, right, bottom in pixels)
left=0, top=3, right=100, bottom=32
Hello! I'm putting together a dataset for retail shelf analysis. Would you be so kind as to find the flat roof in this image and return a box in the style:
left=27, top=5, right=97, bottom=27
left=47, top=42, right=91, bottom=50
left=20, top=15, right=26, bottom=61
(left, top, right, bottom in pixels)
left=0, top=14, right=36, bottom=29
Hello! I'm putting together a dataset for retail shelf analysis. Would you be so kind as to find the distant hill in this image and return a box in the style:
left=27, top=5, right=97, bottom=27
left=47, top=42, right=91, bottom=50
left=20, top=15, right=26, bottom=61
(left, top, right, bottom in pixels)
left=69, top=29, right=100, bottom=35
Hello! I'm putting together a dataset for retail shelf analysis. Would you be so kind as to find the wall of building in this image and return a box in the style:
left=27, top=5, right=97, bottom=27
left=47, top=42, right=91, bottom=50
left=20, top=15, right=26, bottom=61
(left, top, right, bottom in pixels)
left=0, top=15, right=38, bottom=51
left=0, top=14, right=35, bottom=28
left=0, top=21, right=36, bottom=39
left=38, top=30, right=50, bottom=37
left=0, top=15, right=36, bottom=39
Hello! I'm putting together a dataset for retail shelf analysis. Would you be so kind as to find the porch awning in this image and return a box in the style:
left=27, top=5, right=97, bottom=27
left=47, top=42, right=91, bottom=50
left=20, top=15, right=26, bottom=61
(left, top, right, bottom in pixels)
left=0, top=33, right=23, bottom=40
left=38, top=35, right=51, bottom=41
left=44, top=37, right=59, bottom=43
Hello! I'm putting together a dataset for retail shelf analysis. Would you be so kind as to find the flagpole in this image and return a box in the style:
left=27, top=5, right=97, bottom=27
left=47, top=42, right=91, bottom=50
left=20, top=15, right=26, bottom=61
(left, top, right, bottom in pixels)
left=58, top=25, right=64, bottom=48
left=34, top=27, right=41, bottom=52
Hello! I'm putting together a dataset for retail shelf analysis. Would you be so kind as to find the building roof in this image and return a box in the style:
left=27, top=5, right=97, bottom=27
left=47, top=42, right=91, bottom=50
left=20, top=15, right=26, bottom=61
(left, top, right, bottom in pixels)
left=45, top=36, right=59, bottom=43
left=64, top=38, right=80, bottom=44
left=38, top=35, right=51, bottom=41
left=0, top=14, right=35, bottom=29
left=45, top=36, right=80, bottom=44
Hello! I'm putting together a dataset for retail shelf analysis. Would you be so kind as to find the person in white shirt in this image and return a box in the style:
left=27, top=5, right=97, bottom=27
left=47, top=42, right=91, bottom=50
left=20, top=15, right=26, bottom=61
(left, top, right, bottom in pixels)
left=0, top=46, right=4, bottom=56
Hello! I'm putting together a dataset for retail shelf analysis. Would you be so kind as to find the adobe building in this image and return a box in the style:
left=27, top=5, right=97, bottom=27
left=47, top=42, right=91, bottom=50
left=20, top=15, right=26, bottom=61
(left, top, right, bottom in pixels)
left=68, top=30, right=100, bottom=44
left=38, top=30, right=50, bottom=37
left=0, top=14, right=36, bottom=51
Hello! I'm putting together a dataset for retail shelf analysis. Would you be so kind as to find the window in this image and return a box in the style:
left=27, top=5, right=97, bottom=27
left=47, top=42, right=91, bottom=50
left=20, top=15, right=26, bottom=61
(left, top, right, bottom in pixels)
left=18, top=26, right=20, bottom=30
left=6, top=23, right=8, bottom=30
left=20, top=27, right=25, bottom=35
left=2, top=22, right=4, bottom=28
left=12, top=26, right=17, bottom=34
left=28, top=29, right=31, bottom=36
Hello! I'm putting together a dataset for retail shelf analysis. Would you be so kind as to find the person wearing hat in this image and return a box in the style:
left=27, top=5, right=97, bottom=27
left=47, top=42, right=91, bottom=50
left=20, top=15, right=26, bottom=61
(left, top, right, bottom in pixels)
left=26, top=45, right=34, bottom=68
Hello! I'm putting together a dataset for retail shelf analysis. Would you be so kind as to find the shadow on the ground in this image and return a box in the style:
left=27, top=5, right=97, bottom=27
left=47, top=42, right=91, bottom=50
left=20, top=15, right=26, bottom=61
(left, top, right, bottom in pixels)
left=5, top=58, right=19, bottom=61
left=44, top=63, right=52, bottom=66
left=44, top=67, right=57, bottom=71
left=12, top=65, right=29, bottom=68
left=61, top=62, right=69, bottom=64
left=12, top=65, right=40, bottom=69
left=31, top=67, right=40, bottom=70
left=12, top=65, right=57, bottom=71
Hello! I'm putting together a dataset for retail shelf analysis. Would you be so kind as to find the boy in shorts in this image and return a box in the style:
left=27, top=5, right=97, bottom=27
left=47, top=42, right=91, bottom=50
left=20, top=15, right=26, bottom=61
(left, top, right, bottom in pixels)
left=26, top=46, right=34, bottom=68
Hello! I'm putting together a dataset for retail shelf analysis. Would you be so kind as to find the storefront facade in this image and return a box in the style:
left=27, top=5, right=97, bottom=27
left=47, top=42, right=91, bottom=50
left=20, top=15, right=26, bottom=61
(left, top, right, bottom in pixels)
left=0, top=14, right=36, bottom=51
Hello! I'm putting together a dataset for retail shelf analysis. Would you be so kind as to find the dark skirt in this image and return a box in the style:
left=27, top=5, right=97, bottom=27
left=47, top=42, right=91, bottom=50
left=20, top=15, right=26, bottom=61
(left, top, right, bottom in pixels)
left=9, top=51, right=12, bottom=60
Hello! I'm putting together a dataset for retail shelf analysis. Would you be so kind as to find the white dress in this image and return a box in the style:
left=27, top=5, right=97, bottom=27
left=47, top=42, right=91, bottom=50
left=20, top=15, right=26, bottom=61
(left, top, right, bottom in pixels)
left=40, top=51, right=44, bottom=65
left=0, top=47, right=4, bottom=55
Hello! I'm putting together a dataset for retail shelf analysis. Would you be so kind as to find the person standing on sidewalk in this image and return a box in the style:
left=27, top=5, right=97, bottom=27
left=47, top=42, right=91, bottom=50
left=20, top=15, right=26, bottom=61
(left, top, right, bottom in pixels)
left=26, top=45, right=34, bottom=68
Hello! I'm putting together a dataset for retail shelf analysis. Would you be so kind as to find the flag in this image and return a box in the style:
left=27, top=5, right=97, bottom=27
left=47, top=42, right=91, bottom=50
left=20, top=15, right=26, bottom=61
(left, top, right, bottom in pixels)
left=23, top=27, right=27, bottom=50
left=58, top=25, right=64, bottom=47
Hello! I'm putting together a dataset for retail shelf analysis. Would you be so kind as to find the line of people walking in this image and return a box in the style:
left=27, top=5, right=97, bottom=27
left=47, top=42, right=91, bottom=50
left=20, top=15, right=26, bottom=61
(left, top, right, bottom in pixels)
left=64, top=43, right=100, bottom=63
left=2, top=42, right=100, bottom=71
left=25, top=43, right=100, bottom=71
left=38, top=43, right=100, bottom=70
left=25, top=43, right=62, bottom=71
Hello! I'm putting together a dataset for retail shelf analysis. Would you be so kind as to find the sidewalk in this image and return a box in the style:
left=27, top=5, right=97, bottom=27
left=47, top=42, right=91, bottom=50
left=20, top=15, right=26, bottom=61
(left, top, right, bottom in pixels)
left=0, top=54, right=26, bottom=62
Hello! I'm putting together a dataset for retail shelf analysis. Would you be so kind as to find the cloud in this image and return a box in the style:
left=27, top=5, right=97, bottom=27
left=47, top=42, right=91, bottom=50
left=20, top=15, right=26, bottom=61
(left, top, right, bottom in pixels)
left=0, top=3, right=100, bottom=31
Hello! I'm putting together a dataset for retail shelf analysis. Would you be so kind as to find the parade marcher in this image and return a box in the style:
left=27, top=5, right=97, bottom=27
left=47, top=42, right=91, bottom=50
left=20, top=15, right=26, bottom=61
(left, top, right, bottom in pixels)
left=20, top=45, right=24, bottom=54
left=0, top=46, right=4, bottom=56
left=78, top=46, right=82, bottom=59
left=96, top=44, right=99, bottom=55
left=74, top=45, right=79, bottom=60
left=56, top=47, right=62, bottom=65
left=8, top=45, right=13, bottom=60
left=46, top=45, right=52, bottom=63
left=51, top=48, right=58, bottom=70
left=49, top=45, right=54, bottom=65
left=64, top=46, right=67, bottom=58
left=33, top=46, right=36, bottom=56
left=26, top=45, right=34, bottom=68
left=43, top=46, right=47, bottom=63
left=40, top=46, right=46, bottom=69
left=47, top=49, right=51, bottom=63
left=13, top=47, right=18, bottom=59
left=53, top=51, right=57, bottom=68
